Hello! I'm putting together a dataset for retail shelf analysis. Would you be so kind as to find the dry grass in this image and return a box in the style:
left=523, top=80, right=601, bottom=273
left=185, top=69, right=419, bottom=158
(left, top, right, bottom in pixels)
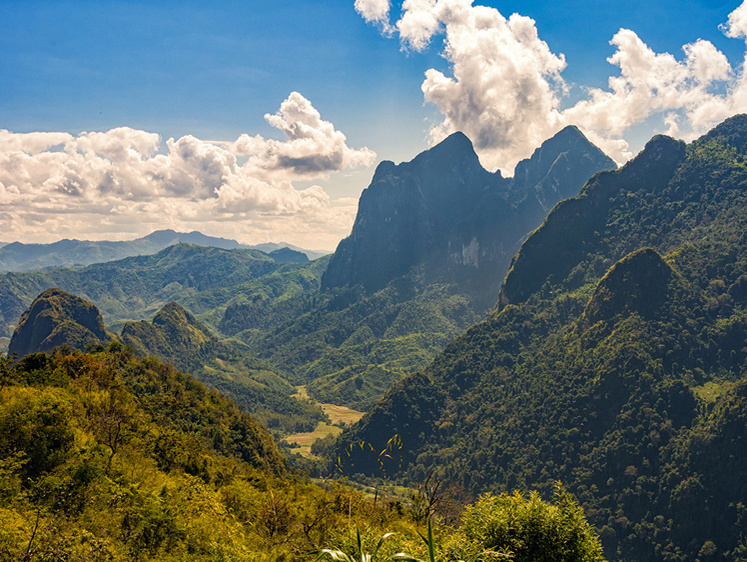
left=287, top=386, right=365, bottom=458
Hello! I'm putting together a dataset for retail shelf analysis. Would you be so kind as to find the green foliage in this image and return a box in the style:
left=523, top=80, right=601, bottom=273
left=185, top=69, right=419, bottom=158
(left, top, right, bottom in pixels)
left=0, top=347, right=430, bottom=560
left=0, top=386, right=75, bottom=480
left=315, top=527, right=396, bottom=561
left=447, top=485, right=603, bottom=562
left=393, top=518, right=503, bottom=562
left=120, top=301, right=326, bottom=435
left=240, top=279, right=483, bottom=410
left=0, top=243, right=323, bottom=339
left=8, top=288, right=113, bottom=358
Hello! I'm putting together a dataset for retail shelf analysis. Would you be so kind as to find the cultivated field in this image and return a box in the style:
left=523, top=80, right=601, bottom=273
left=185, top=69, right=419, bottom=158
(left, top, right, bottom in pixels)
left=285, top=386, right=365, bottom=457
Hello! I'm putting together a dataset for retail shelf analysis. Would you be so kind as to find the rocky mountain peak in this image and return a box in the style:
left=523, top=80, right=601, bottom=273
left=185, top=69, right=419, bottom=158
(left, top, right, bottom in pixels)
left=322, top=127, right=615, bottom=301
left=8, top=288, right=112, bottom=358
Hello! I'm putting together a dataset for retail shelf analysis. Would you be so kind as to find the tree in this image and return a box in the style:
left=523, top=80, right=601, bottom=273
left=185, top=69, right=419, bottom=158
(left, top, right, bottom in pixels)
left=0, top=387, right=75, bottom=480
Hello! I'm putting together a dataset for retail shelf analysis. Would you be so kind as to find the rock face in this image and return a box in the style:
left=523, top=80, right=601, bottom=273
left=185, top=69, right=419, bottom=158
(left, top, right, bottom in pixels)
left=8, top=288, right=112, bottom=358
left=322, top=127, right=615, bottom=305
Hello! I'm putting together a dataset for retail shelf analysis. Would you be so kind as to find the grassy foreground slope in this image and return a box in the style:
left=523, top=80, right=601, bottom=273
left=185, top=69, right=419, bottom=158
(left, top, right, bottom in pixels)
left=0, top=345, right=607, bottom=561
left=0, top=346, right=406, bottom=561
left=335, top=116, right=747, bottom=560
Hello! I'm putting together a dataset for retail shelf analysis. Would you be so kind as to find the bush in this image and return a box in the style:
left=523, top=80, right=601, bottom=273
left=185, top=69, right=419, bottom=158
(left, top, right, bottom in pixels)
left=447, top=484, right=605, bottom=562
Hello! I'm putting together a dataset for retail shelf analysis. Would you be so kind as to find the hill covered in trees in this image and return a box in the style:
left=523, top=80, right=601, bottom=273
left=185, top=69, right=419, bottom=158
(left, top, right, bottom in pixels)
left=237, top=127, right=614, bottom=408
left=120, top=301, right=325, bottom=433
left=333, top=115, right=747, bottom=560
left=8, top=288, right=114, bottom=358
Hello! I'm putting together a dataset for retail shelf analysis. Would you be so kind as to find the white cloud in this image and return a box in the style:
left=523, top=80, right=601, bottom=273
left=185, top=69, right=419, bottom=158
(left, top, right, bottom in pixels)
left=363, top=0, right=747, bottom=172
left=355, top=0, right=392, bottom=31
left=0, top=93, right=375, bottom=249
left=722, top=2, right=747, bottom=39
left=397, top=0, right=441, bottom=51
left=247, top=91, right=376, bottom=177
left=406, top=0, right=567, bottom=171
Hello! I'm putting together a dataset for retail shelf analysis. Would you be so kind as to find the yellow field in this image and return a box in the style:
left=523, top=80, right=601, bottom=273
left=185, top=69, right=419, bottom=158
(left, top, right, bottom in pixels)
left=286, top=386, right=365, bottom=457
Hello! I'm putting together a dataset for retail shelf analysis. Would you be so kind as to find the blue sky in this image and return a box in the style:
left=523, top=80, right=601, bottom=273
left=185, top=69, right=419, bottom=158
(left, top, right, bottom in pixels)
left=2, top=0, right=747, bottom=248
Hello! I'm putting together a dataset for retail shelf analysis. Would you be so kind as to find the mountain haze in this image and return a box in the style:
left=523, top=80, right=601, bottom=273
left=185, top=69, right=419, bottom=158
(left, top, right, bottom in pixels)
left=0, top=243, right=325, bottom=339
left=0, top=229, right=326, bottom=272
left=231, top=127, right=614, bottom=407
left=323, top=126, right=615, bottom=307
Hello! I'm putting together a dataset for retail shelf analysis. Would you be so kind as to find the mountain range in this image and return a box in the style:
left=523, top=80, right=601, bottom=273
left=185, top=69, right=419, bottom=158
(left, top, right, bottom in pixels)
left=6, top=116, right=747, bottom=558
left=333, top=115, right=747, bottom=559
left=0, top=243, right=323, bottom=342
left=323, top=126, right=614, bottom=307
left=0, top=127, right=613, bottom=413
left=240, top=126, right=614, bottom=407
left=6, top=288, right=326, bottom=435
left=0, top=229, right=327, bottom=272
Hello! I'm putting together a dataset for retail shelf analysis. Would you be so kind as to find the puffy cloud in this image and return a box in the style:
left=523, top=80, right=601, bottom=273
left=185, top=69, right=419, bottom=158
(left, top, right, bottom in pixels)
left=354, top=0, right=392, bottom=30
left=0, top=93, right=375, bottom=248
left=407, top=0, right=567, bottom=170
left=363, top=0, right=747, bottom=172
left=397, top=0, right=441, bottom=51
left=722, top=2, right=747, bottom=39
left=245, top=92, right=376, bottom=177
left=562, top=31, right=735, bottom=161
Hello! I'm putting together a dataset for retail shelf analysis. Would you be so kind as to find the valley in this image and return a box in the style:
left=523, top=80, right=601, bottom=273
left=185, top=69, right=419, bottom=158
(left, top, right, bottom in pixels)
left=283, top=386, right=364, bottom=459
left=8, top=1, right=747, bottom=559
left=3, top=117, right=747, bottom=559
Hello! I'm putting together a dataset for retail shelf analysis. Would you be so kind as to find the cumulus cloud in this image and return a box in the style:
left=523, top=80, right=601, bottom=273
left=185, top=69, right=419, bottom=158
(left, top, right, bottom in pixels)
left=0, top=92, right=374, bottom=248
left=363, top=0, right=747, bottom=172
left=354, top=0, right=392, bottom=30
left=236, top=92, right=376, bottom=177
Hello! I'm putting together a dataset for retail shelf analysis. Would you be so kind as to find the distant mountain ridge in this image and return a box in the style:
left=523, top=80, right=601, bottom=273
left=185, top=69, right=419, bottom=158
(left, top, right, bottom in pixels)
left=0, top=229, right=328, bottom=272
left=0, top=128, right=615, bottom=414
left=0, top=243, right=326, bottom=339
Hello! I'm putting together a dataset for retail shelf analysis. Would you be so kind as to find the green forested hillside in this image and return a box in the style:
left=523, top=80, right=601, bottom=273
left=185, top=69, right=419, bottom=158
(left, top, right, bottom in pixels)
left=0, top=346, right=606, bottom=561
left=239, top=277, right=482, bottom=411
left=334, top=116, right=747, bottom=560
left=121, top=302, right=326, bottom=433
left=232, top=128, right=613, bottom=408
left=8, top=288, right=114, bottom=358
left=0, top=243, right=322, bottom=339
left=0, top=128, right=611, bottom=414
